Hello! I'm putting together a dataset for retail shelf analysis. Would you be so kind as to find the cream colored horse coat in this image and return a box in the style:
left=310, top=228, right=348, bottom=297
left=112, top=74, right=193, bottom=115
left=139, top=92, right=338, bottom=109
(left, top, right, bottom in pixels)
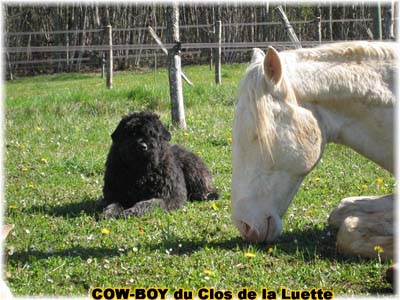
left=231, top=41, right=397, bottom=242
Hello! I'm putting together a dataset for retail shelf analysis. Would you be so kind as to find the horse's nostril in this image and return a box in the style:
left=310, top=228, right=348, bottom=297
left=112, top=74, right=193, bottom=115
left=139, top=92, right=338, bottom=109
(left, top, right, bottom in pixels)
left=241, top=221, right=264, bottom=243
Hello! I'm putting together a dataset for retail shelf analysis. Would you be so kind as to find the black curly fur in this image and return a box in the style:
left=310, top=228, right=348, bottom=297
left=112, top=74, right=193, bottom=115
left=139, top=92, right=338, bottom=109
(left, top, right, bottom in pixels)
left=101, top=111, right=219, bottom=218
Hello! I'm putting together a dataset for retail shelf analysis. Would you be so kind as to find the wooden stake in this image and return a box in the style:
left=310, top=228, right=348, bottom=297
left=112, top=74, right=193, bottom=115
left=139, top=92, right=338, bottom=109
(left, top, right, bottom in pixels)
left=105, top=25, right=113, bottom=89
left=214, top=20, right=222, bottom=85
left=372, top=3, right=382, bottom=40
left=167, top=3, right=186, bottom=129
left=276, top=6, right=302, bottom=49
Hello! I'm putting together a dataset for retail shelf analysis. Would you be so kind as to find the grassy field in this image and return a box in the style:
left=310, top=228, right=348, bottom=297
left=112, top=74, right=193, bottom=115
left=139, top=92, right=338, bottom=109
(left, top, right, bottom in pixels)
left=4, top=64, right=394, bottom=298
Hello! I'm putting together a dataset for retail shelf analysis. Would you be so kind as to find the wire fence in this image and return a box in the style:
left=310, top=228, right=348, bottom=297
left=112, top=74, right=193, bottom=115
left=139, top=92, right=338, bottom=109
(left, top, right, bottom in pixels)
left=4, top=19, right=377, bottom=37
left=5, top=16, right=396, bottom=78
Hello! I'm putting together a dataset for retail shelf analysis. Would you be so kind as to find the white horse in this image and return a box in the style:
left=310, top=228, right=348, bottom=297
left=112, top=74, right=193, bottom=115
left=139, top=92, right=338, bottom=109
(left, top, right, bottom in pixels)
left=231, top=41, right=397, bottom=242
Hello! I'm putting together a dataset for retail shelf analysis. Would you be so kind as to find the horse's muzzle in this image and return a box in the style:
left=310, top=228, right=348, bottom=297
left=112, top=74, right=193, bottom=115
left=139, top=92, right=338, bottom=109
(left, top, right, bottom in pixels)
left=240, top=216, right=279, bottom=243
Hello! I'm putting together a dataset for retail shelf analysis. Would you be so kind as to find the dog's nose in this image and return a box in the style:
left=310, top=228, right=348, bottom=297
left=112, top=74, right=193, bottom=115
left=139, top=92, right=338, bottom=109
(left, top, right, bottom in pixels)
left=138, top=142, right=148, bottom=151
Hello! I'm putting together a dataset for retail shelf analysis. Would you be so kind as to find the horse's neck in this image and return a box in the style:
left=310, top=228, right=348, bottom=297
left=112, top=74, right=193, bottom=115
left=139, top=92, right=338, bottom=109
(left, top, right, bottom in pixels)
left=287, top=59, right=395, bottom=173
left=311, top=101, right=393, bottom=173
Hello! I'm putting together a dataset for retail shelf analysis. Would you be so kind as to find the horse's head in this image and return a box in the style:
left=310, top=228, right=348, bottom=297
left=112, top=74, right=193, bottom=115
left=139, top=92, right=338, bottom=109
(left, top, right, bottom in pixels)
left=231, top=47, right=325, bottom=243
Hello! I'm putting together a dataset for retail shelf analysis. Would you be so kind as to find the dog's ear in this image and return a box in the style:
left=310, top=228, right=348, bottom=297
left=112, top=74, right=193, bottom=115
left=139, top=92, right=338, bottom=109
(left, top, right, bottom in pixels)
left=111, top=120, right=126, bottom=142
left=111, top=114, right=135, bottom=142
left=160, top=125, right=171, bottom=141
left=111, top=125, right=122, bottom=142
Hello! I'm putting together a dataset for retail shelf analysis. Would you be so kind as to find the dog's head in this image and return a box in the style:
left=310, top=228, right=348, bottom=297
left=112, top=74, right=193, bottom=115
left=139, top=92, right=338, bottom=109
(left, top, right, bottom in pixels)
left=111, top=112, right=171, bottom=164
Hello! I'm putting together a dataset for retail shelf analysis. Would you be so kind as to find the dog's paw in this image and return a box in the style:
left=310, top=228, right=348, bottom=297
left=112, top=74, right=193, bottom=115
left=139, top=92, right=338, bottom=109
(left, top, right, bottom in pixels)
left=207, top=191, right=220, bottom=200
left=102, top=203, right=124, bottom=219
left=122, top=198, right=166, bottom=217
left=97, top=197, right=109, bottom=209
left=121, top=207, right=141, bottom=217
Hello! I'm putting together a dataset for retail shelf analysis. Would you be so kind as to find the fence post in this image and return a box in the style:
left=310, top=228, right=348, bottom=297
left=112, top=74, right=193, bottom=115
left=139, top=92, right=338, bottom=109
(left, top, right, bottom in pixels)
left=102, top=52, right=105, bottom=79
left=329, top=3, right=333, bottom=41
left=372, top=3, right=382, bottom=40
left=6, top=52, right=13, bottom=80
left=276, top=6, right=302, bottom=49
left=105, top=25, right=113, bottom=89
left=214, top=20, right=222, bottom=85
left=167, top=3, right=186, bottom=129
left=209, top=49, right=213, bottom=70
left=384, top=6, right=394, bottom=39
left=316, top=7, right=322, bottom=44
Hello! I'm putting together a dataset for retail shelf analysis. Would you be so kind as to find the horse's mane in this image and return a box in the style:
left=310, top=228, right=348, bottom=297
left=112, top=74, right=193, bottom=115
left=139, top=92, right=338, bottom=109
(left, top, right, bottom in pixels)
left=292, top=41, right=397, bottom=62
left=238, top=41, right=396, bottom=162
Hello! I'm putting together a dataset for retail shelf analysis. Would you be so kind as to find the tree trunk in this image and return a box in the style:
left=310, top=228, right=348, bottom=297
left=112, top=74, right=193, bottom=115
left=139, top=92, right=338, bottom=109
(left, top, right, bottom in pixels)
left=166, top=3, right=186, bottom=129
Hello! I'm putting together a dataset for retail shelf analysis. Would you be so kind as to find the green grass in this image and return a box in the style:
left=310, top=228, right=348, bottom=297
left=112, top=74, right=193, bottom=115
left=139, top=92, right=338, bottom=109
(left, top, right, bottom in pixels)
left=4, top=64, right=394, bottom=297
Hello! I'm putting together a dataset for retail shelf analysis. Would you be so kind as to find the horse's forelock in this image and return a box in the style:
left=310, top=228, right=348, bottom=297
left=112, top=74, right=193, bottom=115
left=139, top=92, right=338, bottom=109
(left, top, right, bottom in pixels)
left=238, top=60, right=278, bottom=162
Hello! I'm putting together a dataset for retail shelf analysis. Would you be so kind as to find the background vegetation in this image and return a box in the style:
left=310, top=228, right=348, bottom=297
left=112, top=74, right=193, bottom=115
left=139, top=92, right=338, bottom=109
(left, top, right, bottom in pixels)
left=4, top=64, right=394, bottom=297
left=5, top=2, right=395, bottom=76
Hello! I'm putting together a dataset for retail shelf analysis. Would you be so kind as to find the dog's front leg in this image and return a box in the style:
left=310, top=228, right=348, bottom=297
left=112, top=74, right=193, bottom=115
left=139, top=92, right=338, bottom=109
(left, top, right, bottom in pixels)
left=103, top=202, right=125, bottom=218
left=122, top=198, right=167, bottom=217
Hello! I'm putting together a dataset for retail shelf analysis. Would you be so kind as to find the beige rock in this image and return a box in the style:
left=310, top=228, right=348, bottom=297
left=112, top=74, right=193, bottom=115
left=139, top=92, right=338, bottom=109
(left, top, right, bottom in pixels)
left=1, top=224, right=14, bottom=300
left=328, top=195, right=394, bottom=261
left=328, top=194, right=393, bottom=228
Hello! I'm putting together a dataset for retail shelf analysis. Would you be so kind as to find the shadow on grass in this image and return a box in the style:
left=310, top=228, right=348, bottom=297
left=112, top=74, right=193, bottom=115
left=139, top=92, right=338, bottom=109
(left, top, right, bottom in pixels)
left=276, top=226, right=338, bottom=260
left=145, top=226, right=393, bottom=294
left=146, top=225, right=375, bottom=263
left=10, top=246, right=121, bottom=263
left=26, top=197, right=102, bottom=218
left=146, top=236, right=244, bottom=255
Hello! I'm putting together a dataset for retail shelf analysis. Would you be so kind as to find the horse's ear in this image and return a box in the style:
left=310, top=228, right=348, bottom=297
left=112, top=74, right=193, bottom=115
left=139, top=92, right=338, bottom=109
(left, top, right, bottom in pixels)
left=264, top=46, right=282, bottom=85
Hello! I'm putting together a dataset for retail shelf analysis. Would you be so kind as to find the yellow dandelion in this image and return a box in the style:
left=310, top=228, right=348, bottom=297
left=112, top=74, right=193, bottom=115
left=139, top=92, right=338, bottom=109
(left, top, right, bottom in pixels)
left=40, top=158, right=48, bottom=164
left=227, top=137, right=233, bottom=144
left=374, top=245, right=384, bottom=253
left=21, top=167, right=28, bottom=172
left=244, top=252, right=256, bottom=258
left=101, top=228, right=110, bottom=235
left=203, top=269, right=213, bottom=275
left=28, top=183, right=35, bottom=188
left=361, top=184, right=368, bottom=189
left=267, top=247, right=274, bottom=254
left=376, top=178, right=384, bottom=184
left=211, top=202, right=219, bottom=211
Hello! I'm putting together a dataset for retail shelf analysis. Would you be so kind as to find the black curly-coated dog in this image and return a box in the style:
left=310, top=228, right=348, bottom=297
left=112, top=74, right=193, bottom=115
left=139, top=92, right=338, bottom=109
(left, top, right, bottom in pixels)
left=101, top=111, right=219, bottom=218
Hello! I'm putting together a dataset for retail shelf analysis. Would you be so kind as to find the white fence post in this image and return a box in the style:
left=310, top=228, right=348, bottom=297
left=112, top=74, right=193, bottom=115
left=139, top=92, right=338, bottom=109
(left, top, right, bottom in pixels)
left=214, top=20, right=222, bottom=85
left=167, top=3, right=186, bottom=129
left=105, top=25, right=113, bottom=89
